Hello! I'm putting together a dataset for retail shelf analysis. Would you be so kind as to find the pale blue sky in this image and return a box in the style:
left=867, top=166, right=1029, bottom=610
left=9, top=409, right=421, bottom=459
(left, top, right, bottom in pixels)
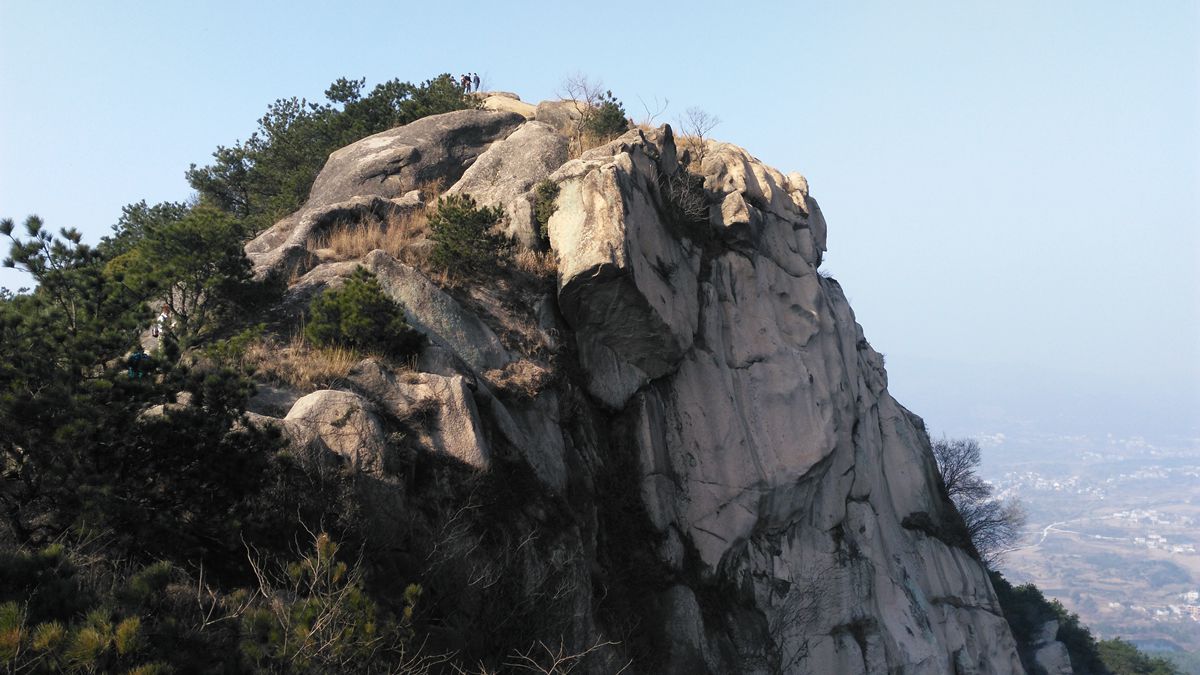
left=2, top=1, right=1197, bottom=447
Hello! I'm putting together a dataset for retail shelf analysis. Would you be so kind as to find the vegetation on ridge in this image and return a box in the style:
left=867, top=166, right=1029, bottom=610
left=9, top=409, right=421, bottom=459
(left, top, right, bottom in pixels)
left=0, top=72, right=593, bottom=673
left=187, top=74, right=475, bottom=232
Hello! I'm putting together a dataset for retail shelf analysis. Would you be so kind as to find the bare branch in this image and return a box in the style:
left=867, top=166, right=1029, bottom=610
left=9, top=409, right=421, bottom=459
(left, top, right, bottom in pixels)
left=932, top=437, right=1027, bottom=567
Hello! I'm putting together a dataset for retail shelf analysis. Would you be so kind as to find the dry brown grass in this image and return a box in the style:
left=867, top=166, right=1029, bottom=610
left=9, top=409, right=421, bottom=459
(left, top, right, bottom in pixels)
left=483, top=359, right=553, bottom=400
left=512, top=249, right=558, bottom=280
left=414, top=177, right=446, bottom=203
left=304, top=180, right=446, bottom=270
left=242, top=334, right=363, bottom=392
left=308, top=209, right=430, bottom=266
left=674, top=133, right=705, bottom=161
left=568, top=132, right=620, bottom=159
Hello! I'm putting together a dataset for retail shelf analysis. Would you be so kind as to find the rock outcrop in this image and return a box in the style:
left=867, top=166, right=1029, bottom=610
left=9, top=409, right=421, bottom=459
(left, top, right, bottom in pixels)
left=246, top=109, right=524, bottom=278
left=446, top=120, right=568, bottom=247
left=246, top=102, right=1024, bottom=674
left=1030, top=621, right=1075, bottom=674
left=480, top=92, right=537, bottom=119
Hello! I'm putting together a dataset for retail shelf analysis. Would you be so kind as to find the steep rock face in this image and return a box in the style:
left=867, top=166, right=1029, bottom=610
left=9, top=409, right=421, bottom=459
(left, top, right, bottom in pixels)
left=254, top=106, right=1023, bottom=674
left=348, top=358, right=491, bottom=469
left=546, top=128, right=1022, bottom=673
left=547, top=128, right=700, bottom=408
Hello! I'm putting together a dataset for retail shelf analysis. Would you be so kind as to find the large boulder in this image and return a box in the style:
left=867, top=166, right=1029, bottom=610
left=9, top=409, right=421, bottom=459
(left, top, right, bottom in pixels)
left=307, top=109, right=525, bottom=207
left=349, top=359, right=491, bottom=469
left=245, top=192, right=422, bottom=278
left=1034, top=642, right=1074, bottom=675
left=446, top=121, right=568, bottom=247
left=481, top=94, right=536, bottom=119
left=284, top=389, right=387, bottom=474
left=546, top=127, right=701, bottom=408
left=700, top=141, right=825, bottom=272
left=1031, top=620, right=1074, bottom=674
left=534, top=100, right=583, bottom=136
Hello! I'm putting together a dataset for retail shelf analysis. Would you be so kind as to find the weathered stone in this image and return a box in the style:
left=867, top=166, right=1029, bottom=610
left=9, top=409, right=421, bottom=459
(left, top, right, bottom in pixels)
left=547, top=127, right=700, bottom=408
left=446, top=121, right=568, bottom=247
left=362, top=250, right=511, bottom=374
left=285, top=390, right=387, bottom=474
left=559, top=129, right=1022, bottom=672
left=534, top=99, right=583, bottom=136
left=1034, top=620, right=1059, bottom=646
left=1034, top=641, right=1074, bottom=674
left=245, top=99, right=1026, bottom=674
left=482, top=94, right=536, bottom=119
left=478, top=384, right=567, bottom=491
left=245, top=192, right=422, bottom=278
left=307, top=109, right=524, bottom=207
left=349, top=358, right=490, bottom=469
left=701, top=142, right=824, bottom=272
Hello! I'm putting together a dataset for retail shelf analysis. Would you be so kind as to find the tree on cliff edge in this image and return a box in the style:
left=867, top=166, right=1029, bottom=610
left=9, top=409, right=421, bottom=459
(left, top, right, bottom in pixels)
left=932, top=437, right=1026, bottom=567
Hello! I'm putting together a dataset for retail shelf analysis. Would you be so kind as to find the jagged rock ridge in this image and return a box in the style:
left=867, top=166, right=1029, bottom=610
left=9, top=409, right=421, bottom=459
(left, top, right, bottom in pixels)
left=244, top=95, right=1025, bottom=674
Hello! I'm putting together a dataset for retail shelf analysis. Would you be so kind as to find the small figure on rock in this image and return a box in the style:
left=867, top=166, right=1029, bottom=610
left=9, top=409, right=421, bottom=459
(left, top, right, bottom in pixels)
left=127, top=347, right=150, bottom=380
left=461, top=73, right=471, bottom=92
left=154, top=304, right=171, bottom=337
left=472, top=72, right=480, bottom=92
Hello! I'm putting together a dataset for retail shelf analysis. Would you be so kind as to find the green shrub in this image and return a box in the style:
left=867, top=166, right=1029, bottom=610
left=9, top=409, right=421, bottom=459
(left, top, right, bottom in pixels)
left=583, top=90, right=629, bottom=141
left=306, top=267, right=422, bottom=358
left=533, top=180, right=560, bottom=242
left=1098, top=638, right=1182, bottom=674
left=427, top=194, right=506, bottom=273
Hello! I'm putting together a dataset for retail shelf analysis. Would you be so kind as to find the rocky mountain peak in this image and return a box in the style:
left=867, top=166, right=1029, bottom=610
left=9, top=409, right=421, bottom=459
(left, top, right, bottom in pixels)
left=242, top=94, right=1025, bottom=674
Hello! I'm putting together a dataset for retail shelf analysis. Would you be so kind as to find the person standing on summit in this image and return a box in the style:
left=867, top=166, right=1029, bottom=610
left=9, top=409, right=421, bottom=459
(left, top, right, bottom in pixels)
left=472, top=73, right=480, bottom=92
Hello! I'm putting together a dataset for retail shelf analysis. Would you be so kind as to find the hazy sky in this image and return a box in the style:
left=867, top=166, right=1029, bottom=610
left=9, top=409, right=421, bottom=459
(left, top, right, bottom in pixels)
left=2, top=1, right=1197, bottom=448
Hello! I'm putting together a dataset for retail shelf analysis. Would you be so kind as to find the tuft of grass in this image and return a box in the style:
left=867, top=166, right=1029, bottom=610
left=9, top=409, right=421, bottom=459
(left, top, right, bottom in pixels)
left=241, top=334, right=364, bottom=392
left=512, top=249, right=558, bottom=280
left=308, top=209, right=430, bottom=266
left=305, top=180, right=447, bottom=271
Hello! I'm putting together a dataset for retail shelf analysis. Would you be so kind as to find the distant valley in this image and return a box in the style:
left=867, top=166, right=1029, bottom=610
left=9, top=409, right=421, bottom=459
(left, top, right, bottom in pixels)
left=985, top=435, right=1200, bottom=656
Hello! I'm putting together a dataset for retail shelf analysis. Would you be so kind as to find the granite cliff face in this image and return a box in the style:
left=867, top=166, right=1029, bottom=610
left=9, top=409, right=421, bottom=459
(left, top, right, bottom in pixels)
left=245, top=95, right=1025, bottom=674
